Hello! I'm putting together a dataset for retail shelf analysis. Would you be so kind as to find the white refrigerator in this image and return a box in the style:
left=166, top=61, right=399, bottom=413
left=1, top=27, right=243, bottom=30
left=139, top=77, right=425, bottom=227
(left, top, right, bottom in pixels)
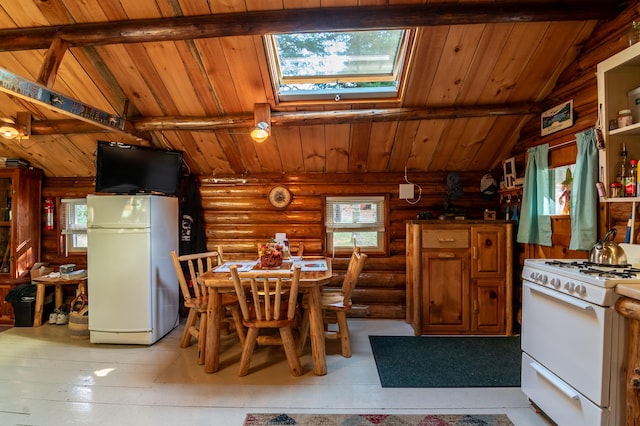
left=87, top=194, right=179, bottom=345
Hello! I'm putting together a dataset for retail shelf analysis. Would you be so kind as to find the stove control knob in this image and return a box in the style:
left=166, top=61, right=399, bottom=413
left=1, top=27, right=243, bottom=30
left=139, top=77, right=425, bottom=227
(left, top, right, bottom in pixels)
left=540, top=274, right=548, bottom=284
left=550, top=278, right=560, bottom=288
left=575, top=285, right=587, bottom=297
left=564, top=282, right=575, bottom=292
left=530, top=272, right=537, bottom=280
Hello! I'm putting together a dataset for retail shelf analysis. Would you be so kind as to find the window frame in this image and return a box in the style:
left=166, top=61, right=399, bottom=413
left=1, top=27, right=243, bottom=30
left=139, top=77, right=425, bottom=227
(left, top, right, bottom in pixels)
left=324, top=195, right=388, bottom=256
left=60, top=198, right=88, bottom=255
left=264, top=28, right=417, bottom=105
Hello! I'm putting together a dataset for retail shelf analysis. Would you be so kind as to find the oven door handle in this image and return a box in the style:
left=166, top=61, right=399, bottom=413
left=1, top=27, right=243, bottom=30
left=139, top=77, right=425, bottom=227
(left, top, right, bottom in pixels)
left=527, top=282, right=594, bottom=311
left=530, top=362, right=580, bottom=400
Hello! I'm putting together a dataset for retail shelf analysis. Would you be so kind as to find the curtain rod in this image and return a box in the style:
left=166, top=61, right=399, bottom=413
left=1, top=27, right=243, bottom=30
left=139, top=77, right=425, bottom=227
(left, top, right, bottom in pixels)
left=549, top=139, right=576, bottom=150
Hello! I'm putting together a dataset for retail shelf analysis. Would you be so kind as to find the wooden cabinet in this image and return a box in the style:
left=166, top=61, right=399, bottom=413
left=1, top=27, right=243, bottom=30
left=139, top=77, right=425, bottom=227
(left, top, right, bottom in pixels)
left=406, top=220, right=513, bottom=335
left=0, top=167, right=43, bottom=325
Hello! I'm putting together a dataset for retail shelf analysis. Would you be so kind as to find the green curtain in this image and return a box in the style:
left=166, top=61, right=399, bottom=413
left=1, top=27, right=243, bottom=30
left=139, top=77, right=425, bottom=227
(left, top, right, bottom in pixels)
left=569, top=129, right=598, bottom=250
left=516, top=144, right=552, bottom=245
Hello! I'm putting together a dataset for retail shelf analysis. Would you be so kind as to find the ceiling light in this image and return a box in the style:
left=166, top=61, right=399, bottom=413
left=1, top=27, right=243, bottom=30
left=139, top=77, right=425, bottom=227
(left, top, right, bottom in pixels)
left=0, top=113, right=31, bottom=140
left=251, top=103, right=271, bottom=143
left=0, top=125, right=18, bottom=139
left=250, top=121, right=270, bottom=143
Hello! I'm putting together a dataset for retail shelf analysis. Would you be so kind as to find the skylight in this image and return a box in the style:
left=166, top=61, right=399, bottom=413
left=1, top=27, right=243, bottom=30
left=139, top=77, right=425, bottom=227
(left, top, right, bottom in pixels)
left=265, top=29, right=415, bottom=103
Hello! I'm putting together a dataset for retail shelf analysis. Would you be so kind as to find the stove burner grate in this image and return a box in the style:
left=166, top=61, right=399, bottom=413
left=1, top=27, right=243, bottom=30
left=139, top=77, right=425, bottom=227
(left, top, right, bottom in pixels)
left=580, top=268, right=637, bottom=278
left=544, top=260, right=632, bottom=269
left=539, top=259, right=640, bottom=279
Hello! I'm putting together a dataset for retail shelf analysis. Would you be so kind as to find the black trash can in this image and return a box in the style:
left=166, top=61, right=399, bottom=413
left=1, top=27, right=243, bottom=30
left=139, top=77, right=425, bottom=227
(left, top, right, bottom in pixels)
left=8, top=286, right=54, bottom=327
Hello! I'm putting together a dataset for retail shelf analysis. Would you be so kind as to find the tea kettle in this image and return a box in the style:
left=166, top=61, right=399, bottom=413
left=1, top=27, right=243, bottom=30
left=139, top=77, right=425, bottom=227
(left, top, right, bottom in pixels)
left=589, top=228, right=628, bottom=265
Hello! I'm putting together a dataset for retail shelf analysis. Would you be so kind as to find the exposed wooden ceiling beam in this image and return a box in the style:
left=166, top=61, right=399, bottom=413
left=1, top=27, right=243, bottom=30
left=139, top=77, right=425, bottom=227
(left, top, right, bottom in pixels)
left=269, top=103, right=544, bottom=126
left=28, top=103, right=542, bottom=135
left=132, top=114, right=254, bottom=132
left=0, top=66, right=131, bottom=134
left=30, top=119, right=124, bottom=135
left=37, top=38, right=69, bottom=87
left=0, top=1, right=617, bottom=52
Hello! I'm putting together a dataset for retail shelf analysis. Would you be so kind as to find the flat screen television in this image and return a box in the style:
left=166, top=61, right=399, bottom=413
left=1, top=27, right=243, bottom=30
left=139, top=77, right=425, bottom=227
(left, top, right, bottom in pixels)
left=95, top=141, right=184, bottom=195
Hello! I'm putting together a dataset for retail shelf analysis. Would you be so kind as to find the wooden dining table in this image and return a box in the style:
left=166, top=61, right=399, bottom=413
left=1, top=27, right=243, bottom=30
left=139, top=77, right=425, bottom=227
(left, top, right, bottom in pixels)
left=198, top=257, right=333, bottom=375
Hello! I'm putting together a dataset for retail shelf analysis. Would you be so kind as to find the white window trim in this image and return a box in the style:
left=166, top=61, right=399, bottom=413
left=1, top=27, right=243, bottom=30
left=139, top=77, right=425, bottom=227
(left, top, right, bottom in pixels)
left=325, top=195, right=386, bottom=256
left=61, top=198, right=87, bottom=255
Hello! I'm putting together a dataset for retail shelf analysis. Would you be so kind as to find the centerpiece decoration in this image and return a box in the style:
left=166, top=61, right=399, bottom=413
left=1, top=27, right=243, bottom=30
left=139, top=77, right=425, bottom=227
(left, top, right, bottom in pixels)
left=258, top=240, right=283, bottom=268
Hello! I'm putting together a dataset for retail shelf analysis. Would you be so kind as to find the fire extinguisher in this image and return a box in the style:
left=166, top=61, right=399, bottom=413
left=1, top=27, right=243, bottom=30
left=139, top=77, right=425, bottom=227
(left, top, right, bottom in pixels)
left=44, top=198, right=54, bottom=230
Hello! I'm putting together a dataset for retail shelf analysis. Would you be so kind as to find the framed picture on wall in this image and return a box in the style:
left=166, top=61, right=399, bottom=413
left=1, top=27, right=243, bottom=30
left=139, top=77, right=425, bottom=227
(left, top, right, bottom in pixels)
left=503, top=157, right=516, bottom=188
left=541, top=100, right=574, bottom=136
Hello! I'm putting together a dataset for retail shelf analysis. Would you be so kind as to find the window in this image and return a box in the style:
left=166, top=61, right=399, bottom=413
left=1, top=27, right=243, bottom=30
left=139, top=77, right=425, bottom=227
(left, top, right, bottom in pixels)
left=551, top=164, right=575, bottom=215
left=265, top=29, right=415, bottom=103
left=325, top=196, right=386, bottom=254
left=61, top=198, right=87, bottom=254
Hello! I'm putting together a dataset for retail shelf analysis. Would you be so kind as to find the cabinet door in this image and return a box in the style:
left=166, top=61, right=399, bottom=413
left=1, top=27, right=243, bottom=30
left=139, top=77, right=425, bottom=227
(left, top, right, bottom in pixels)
left=471, top=225, right=505, bottom=278
left=472, top=279, right=505, bottom=333
left=0, top=177, right=11, bottom=275
left=422, top=251, right=470, bottom=333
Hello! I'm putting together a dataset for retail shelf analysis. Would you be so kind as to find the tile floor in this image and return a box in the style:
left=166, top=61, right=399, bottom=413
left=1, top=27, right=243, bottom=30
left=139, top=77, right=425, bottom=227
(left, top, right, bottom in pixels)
left=0, top=319, right=550, bottom=426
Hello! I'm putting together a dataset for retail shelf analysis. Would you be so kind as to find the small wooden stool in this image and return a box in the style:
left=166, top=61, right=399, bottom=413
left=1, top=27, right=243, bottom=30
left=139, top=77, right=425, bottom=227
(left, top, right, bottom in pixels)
left=31, top=276, right=88, bottom=327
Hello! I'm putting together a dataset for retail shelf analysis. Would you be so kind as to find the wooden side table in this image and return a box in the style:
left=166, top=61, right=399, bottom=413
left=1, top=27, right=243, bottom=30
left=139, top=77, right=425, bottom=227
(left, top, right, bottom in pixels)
left=31, top=276, right=88, bottom=327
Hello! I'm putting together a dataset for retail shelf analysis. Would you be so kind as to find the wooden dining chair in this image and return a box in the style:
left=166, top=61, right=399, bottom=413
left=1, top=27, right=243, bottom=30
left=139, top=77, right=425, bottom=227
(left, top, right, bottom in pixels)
left=298, top=247, right=368, bottom=358
left=230, top=264, right=303, bottom=376
left=289, top=242, right=304, bottom=257
left=170, top=250, right=245, bottom=365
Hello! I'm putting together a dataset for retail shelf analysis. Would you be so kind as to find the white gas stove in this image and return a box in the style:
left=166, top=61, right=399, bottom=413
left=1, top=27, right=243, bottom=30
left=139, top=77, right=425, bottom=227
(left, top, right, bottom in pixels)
left=521, top=256, right=631, bottom=426
left=522, top=258, right=640, bottom=306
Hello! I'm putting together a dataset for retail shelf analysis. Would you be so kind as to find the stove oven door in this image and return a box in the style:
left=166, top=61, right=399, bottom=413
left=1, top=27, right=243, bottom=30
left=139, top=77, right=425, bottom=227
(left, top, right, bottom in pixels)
left=521, top=281, right=623, bottom=425
left=522, top=353, right=609, bottom=426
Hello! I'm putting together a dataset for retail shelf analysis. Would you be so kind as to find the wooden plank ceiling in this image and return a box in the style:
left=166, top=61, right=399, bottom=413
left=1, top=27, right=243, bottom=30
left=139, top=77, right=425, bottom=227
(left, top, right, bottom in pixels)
left=0, top=0, right=618, bottom=178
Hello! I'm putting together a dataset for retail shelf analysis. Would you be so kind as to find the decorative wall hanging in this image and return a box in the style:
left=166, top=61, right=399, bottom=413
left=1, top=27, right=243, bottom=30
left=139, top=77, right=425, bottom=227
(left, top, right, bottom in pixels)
left=541, top=99, right=573, bottom=136
left=503, top=157, right=516, bottom=188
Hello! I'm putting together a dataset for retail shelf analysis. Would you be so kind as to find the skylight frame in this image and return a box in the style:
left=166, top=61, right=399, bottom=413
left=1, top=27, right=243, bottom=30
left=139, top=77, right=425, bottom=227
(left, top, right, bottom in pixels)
left=264, top=28, right=416, bottom=104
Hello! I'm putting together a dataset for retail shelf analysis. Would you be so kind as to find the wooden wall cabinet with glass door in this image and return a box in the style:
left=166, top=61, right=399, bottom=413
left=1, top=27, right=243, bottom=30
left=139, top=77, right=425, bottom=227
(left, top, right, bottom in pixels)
left=406, top=221, right=513, bottom=336
left=0, top=167, right=42, bottom=324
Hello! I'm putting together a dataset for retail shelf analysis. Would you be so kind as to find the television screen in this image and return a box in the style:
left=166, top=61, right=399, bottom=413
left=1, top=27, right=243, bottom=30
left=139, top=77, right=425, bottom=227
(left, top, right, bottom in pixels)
left=95, top=141, right=184, bottom=195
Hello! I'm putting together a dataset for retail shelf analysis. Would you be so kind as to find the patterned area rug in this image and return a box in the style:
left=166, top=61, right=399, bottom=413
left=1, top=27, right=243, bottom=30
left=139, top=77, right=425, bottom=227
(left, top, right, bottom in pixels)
left=244, top=413, right=514, bottom=425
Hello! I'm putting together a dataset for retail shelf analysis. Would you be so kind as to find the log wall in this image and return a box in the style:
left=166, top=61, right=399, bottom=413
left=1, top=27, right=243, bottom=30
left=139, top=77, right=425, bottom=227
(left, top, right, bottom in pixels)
left=41, top=177, right=95, bottom=271
left=512, top=0, right=640, bottom=255
left=199, top=172, right=499, bottom=319
left=40, top=172, right=499, bottom=319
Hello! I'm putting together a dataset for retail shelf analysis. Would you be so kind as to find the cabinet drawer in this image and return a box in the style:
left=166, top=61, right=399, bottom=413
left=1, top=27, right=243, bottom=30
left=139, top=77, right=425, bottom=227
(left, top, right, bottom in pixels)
left=422, top=229, right=469, bottom=248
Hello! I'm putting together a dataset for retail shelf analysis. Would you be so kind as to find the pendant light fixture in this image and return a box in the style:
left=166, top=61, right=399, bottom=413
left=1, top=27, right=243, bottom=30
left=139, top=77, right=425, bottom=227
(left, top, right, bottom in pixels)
left=250, top=103, right=271, bottom=143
